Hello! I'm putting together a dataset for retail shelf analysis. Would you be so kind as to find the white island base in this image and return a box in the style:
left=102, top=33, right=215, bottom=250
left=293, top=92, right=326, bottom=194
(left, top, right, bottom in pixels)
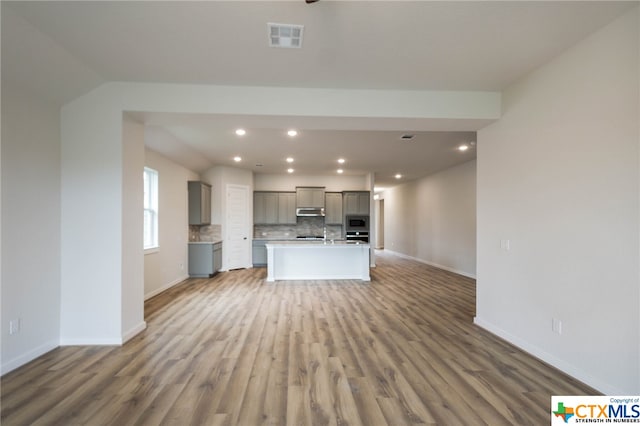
left=265, top=241, right=370, bottom=282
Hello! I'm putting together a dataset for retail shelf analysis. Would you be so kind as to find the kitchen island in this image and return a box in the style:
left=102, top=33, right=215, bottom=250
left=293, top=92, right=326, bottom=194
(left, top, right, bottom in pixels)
left=265, top=241, right=370, bottom=282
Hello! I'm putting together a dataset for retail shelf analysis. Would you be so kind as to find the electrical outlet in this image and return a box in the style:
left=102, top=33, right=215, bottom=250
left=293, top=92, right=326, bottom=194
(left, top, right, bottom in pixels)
left=9, top=318, right=21, bottom=335
left=500, top=239, right=511, bottom=251
left=179, top=262, right=184, bottom=270
left=552, top=318, right=562, bottom=335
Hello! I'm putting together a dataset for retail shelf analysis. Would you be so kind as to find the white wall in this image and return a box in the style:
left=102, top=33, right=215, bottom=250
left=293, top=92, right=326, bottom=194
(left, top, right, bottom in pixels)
left=202, top=166, right=253, bottom=226
left=60, top=94, right=125, bottom=345
left=382, top=160, right=476, bottom=278
left=383, top=182, right=418, bottom=255
left=201, top=166, right=253, bottom=270
left=476, top=7, right=639, bottom=394
left=144, top=146, right=198, bottom=300
left=121, top=117, right=146, bottom=340
left=56, top=67, right=498, bottom=346
left=374, top=199, right=384, bottom=249
left=254, top=174, right=368, bottom=192
left=1, top=84, right=61, bottom=373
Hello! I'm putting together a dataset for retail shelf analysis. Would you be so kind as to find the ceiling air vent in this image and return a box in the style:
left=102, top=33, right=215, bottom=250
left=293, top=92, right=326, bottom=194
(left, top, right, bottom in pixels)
left=400, top=134, right=415, bottom=140
left=268, top=23, right=304, bottom=48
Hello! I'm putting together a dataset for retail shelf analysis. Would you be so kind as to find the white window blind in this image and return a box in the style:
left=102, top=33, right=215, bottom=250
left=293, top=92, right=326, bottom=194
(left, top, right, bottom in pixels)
left=143, top=167, right=159, bottom=249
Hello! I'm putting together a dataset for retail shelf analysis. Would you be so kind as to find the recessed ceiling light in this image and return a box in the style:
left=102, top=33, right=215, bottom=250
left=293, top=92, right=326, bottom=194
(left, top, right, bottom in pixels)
left=337, top=169, right=344, bottom=174
left=235, top=129, right=246, bottom=136
left=233, top=156, right=242, bottom=162
left=374, top=186, right=386, bottom=193
left=458, top=144, right=469, bottom=152
left=287, top=130, right=298, bottom=137
left=268, top=23, right=304, bottom=48
left=395, top=174, right=402, bottom=179
left=337, top=158, right=346, bottom=164
left=287, top=168, right=295, bottom=174
left=286, top=157, right=294, bottom=163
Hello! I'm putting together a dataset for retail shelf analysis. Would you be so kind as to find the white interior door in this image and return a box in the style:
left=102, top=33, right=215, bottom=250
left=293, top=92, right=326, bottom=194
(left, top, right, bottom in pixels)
left=225, top=184, right=251, bottom=270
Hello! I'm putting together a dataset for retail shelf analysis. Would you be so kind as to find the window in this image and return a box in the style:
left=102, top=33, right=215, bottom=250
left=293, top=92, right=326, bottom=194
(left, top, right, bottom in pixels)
left=143, top=167, right=159, bottom=250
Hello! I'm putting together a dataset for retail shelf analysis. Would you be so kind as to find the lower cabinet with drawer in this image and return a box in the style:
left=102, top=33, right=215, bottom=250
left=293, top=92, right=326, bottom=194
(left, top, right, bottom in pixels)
left=188, top=241, right=223, bottom=277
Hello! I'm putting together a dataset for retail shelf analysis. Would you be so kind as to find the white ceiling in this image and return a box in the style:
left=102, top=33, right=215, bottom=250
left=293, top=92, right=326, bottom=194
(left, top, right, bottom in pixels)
left=133, top=111, right=478, bottom=184
left=3, top=1, right=636, bottom=187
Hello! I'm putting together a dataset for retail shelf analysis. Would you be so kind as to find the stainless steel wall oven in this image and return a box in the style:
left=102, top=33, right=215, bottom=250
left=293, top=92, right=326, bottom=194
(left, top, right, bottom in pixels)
left=345, top=215, right=370, bottom=242
left=345, top=215, right=369, bottom=232
left=345, top=231, right=369, bottom=243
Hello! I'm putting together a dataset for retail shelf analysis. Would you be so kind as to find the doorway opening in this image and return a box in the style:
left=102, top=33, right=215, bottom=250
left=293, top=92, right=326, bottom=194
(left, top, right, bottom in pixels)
left=375, top=199, right=385, bottom=249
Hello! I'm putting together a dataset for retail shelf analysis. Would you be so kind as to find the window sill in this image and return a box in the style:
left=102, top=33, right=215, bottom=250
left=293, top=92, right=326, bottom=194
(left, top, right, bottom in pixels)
left=144, top=247, right=159, bottom=255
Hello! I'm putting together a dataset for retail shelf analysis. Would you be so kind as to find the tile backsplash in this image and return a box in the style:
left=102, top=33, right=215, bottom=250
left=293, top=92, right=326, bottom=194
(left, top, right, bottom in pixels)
left=190, top=219, right=344, bottom=242
left=190, top=224, right=222, bottom=242
left=254, top=217, right=343, bottom=239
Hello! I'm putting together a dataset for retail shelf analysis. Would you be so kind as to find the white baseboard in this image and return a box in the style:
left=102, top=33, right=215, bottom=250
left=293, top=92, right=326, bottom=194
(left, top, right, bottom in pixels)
left=383, top=249, right=476, bottom=279
left=122, top=321, right=147, bottom=343
left=144, top=275, right=189, bottom=300
left=59, top=337, right=122, bottom=346
left=60, top=321, right=147, bottom=346
left=473, top=316, right=622, bottom=395
left=1, top=340, right=59, bottom=375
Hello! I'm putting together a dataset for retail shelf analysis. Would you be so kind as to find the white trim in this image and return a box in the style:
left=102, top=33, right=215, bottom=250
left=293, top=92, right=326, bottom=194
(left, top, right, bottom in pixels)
left=1, top=340, right=59, bottom=375
left=58, top=322, right=147, bottom=347
left=266, top=275, right=371, bottom=282
left=122, top=321, right=147, bottom=343
left=144, top=275, right=189, bottom=301
left=383, top=249, right=476, bottom=279
left=144, top=247, right=159, bottom=255
left=59, top=338, right=122, bottom=346
left=225, top=184, right=252, bottom=270
left=143, top=167, right=159, bottom=249
left=473, top=316, right=623, bottom=395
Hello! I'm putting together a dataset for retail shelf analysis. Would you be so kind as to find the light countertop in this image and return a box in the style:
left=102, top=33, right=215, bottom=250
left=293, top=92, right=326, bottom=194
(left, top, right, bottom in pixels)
left=255, top=237, right=346, bottom=241
left=188, top=240, right=223, bottom=245
left=253, top=237, right=298, bottom=241
left=265, top=240, right=369, bottom=247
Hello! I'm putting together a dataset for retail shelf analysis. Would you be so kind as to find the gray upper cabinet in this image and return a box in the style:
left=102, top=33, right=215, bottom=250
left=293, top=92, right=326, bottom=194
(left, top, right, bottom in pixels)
left=188, top=181, right=212, bottom=225
left=254, top=192, right=296, bottom=224
left=278, top=192, right=297, bottom=224
left=254, top=192, right=278, bottom=224
left=296, top=187, right=325, bottom=208
left=343, top=191, right=370, bottom=215
left=325, top=192, right=343, bottom=225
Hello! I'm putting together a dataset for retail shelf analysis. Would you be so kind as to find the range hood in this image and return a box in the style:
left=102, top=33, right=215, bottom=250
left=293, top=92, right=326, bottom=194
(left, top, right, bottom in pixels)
left=296, top=207, right=325, bottom=217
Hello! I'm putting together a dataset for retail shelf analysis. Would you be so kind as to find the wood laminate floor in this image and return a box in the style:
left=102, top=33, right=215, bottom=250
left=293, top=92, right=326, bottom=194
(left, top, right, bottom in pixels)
left=1, top=251, right=596, bottom=425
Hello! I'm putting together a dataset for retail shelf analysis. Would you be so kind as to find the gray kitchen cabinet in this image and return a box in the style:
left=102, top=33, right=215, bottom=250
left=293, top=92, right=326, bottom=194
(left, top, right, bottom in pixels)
left=254, top=192, right=278, bottom=224
left=213, top=243, right=222, bottom=272
left=343, top=191, right=370, bottom=215
left=296, top=187, right=325, bottom=208
left=252, top=239, right=268, bottom=267
left=278, top=192, right=296, bottom=224
left=254, top=192, right=295, bottom=224
left=188, top=242, right=222, bottom=277
left=188, top=181, right=212, bottom=225
left=325, top=192, right=343, bottom=225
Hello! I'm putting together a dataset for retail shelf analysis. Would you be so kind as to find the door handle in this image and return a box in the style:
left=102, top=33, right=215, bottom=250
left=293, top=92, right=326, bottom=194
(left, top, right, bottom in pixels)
left=243, top=237, right=247, bottom=240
